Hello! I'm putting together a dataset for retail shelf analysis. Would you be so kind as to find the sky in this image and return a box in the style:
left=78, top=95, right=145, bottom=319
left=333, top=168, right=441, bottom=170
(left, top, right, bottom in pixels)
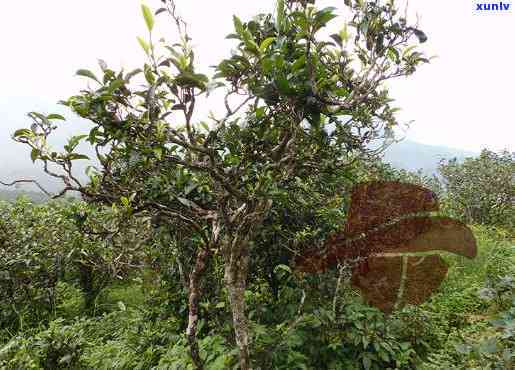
left=0, top=0, right=513, bottom=166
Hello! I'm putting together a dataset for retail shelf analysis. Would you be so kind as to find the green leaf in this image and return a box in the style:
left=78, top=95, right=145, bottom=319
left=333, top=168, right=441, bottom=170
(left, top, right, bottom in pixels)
left=243, top=34, right=260, bottom=55
left=174, top=72, right=208, bottom=90
left=275, top=76, right=290, bottom=95
left=412, top=28, right=428, bottom=43
left=330, top=34, right=343, bottom=47
left=399, top=342, right=411, bottom=351
left=106, top=79, right=125, bottom=94
left=259, top=37, right=276, bottom=53
left=144, top=63, right=155, bottom=84
left=153, top=147, right=163, bottom=160
left=67, top=154, right=90, bottom=161
left=47, top=114, right=65, bottom=121
left=30, top=148, right=40, bottom=163
left=378, top=349, right=390, bottom=362
left=274, top=264, right=292, bottom=274
left=65, top=135, right=88, bottom=153
left=13, top=129, right=33, bottom=138
left=291, top=55, right=306, bottom=72
left=120, top=196, right=130, bottom=207
left=314, top=7, right=338, bottom=30
left=339, top=24, right=350, bottom=43
left=76, top=69, right=101, bottom=84
left=255, top=106, right=266, bottom=119
left=261, top=58, right=274, bottom=74
left=292, top=11, right=309, bottom=33
left=387, top=47, right=400, bottom=64
left=141, top=4, right=155, bottom=32
left=362, top=336, right=370, bottom=349
left=233, top=15, right=244, bottom=37
left=402, top=45, right=417, bottom=58
left=155, top=7, right=167, bottom=16
left=29, top=111, right=50, bottom=123
left=137, top=36, right=151, bottom=55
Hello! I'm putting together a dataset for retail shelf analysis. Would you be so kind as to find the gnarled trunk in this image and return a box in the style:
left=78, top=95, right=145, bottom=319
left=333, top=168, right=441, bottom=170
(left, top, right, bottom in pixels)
left=221, top=200, right=270, bottom=369
left=224, top=242, right=252, bottom=370
left=186, top=247, right=210, bottom=369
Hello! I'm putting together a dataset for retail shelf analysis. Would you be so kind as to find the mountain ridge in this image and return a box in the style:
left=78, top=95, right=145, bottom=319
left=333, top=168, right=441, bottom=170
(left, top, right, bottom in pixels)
left=382, top=139, right=477, bottom=175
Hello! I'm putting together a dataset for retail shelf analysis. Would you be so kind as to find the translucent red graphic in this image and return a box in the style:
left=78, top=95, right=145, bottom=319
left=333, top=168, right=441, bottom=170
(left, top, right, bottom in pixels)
left=295, top=181, right=477, bottom=313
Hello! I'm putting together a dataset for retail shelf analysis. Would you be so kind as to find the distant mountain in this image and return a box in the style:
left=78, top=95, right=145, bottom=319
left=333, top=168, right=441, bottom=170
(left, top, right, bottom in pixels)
left=383, top=139, right=477, bottom=175
left=0, top=189, right=49, bottom=203
left=0, top=166, right=83, bottom=202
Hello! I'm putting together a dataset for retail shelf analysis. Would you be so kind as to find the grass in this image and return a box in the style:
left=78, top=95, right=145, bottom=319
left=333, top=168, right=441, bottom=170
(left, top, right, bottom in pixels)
left=416, top=225, right=515, bottom=369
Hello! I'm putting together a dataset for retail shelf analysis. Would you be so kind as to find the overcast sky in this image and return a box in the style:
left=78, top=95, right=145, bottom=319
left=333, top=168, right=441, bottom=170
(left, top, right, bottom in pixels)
left=0, top=0, right=513, bottom=158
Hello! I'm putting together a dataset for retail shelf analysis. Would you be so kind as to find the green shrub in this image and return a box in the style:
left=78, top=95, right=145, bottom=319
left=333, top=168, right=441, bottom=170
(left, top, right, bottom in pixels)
left=250, top=301, right=419, bottom=370
left=0, top=319, right=88, bottom=369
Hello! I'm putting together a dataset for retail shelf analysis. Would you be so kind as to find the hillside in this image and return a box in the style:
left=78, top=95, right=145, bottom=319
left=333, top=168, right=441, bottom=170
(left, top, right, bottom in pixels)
left=382, top=139, right=477, bottom=174
left=0, top=189, right=49, bottom=203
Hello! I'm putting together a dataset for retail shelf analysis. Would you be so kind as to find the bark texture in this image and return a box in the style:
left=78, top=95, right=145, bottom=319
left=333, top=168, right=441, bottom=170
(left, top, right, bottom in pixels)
left=222, top=200, right=270, bottom=369
left=186, top=247, right=210, bottom=369
left=225, top=247, right=251, bottom=370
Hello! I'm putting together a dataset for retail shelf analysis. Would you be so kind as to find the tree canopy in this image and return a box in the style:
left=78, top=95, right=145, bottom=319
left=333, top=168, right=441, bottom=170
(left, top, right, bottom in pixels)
left=7, top=1, right=434, bottom=368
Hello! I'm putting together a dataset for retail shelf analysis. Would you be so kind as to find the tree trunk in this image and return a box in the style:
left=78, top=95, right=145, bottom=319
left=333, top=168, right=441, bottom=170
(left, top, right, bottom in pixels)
left=186, top=247, right=210, bottom=370
left=222, top=200, right=270, bottom=369
left=77, top=263, right=96, bottom=313
left=225, top=246, right=252, bottom=370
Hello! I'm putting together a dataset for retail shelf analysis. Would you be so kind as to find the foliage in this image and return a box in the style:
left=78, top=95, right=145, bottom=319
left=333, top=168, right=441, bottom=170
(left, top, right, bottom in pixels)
left=419, top=228, right=515, bottom=370
left=0, top=318, right=88, bottom=369
left=0, top=199, right=147, bottom=335
left=0, top=307, right=236, bottom=370
left=8, top=0, right=430, bottom=367
left=0, top=187, right=513, bottom=369
left=438, top=149, right=515, bottom=231
left=4, top=0, right=513, bottom=369
left=249, top=302, right=418, bottom=369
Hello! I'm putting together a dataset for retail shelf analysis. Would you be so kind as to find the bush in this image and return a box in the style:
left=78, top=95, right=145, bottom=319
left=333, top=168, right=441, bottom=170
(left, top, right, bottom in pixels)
left=0, top=319, right=88, bottom=369
left=250, top=301, right=419, bottom=369
left=0, top=199, right=148, bottom=332
left=439, top=150, right=514, bottom=230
